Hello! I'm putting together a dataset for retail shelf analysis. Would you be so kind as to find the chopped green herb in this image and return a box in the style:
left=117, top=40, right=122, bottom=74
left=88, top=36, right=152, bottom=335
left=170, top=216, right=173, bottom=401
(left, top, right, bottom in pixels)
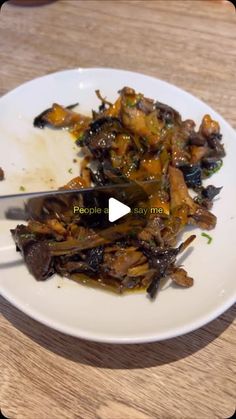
left=19, top=185, right=26, bottom=191
left=126, top=95, right=142, bottom=108
left=126, top=98, right=136, bottom=108
left=203, top=160, right=223, bottom=177
left=68, top=168, right=73, bottom=174
left=76, top=132, right=84, bottom=143
left=201, top=232, right=213, bottom=244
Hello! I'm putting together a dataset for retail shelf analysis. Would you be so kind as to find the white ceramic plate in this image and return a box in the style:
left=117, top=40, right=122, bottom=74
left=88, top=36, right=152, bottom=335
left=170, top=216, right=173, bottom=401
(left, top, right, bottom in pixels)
left=0, top=68, right=236, bottom=343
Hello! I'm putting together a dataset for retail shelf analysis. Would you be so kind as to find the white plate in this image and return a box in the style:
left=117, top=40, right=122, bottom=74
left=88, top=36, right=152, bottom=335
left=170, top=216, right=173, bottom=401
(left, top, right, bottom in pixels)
left=0, top=68, right=236, bottom=343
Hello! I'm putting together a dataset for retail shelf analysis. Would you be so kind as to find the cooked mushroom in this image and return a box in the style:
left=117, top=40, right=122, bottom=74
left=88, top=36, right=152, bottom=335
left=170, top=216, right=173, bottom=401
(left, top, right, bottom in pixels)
left=11, top=87, right=225, bottom=298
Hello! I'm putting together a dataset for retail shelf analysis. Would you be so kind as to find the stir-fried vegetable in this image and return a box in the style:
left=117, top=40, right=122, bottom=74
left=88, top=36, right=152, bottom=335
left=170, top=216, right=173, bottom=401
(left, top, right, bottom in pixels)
left=11, top=87, right=225, bottom=299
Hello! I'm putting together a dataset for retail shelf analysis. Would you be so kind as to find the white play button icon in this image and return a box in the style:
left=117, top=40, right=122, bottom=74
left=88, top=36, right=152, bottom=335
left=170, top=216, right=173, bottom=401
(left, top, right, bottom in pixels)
left=108, top=197, right=131, bottom=222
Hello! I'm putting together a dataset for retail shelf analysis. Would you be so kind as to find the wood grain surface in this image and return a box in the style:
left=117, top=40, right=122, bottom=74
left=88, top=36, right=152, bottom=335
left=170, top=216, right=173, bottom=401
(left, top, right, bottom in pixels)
left=0, top=1, right=235, bottom=418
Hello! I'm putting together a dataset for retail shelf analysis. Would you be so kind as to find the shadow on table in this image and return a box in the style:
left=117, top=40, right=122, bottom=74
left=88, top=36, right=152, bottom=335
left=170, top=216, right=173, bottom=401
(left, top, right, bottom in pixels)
left=0, top=295, right=235, bottom=369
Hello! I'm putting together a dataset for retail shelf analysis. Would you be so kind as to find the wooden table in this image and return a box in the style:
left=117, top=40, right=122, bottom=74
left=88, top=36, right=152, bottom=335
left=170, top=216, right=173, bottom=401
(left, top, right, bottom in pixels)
left=0, top=1, right=235, bottom=418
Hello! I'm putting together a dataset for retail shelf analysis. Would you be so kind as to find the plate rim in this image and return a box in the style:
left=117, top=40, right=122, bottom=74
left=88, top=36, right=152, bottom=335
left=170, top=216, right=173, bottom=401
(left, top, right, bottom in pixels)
left=1, top=284, right=235, bottom=344
left=1, top=67, right=236, bottom=344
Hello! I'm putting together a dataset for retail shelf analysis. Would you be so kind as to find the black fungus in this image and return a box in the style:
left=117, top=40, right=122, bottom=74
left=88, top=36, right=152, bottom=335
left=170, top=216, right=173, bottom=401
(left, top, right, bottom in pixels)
left=194, top=184, right=222, bottom=209
left=90, top=161, right=127, bottom=186
left=208, top=133, right=222, bottom=142
left=85, top=246, right=104, bottom=271
left=55, top=260, right=96, bottom=276
left=137, top=98, right=155, bottom=114
left=33, top=103, right=78, bottom=129
left=146, top=274, right=161, bottom=299
left=66, top=103, right=79, bottom=110
left=207, top=134, right=225, bottom=157
left=201, top=185, right=222, bottom=200
left=188, top=133, right=206, bottom=146
left=85, top=117, right=122, bottom=136
left=24, top=241, right=54, bottom=281
left=79, top=117, right=123, bottom=158
left=194, top=196, right=213, bottom=210
left=179, top=164, right=202, bottom=188
left=11, top=225, right=54, bottom=280
left=33, top=107, right=51, bottom=128
left=98, top=102, right=106, bottom=113
left=155, top=101, right=181, bottom=126
left=89, top=167, right=107, bottom=186
left=141, top=246, right=179, bottom=299
left=11, top=225, right=37, bottom=251
left=81, top=190, right=110, bottom=228
left=201, top=158, right=223, bottom=177
left=141, top=236, right=196, bottom=298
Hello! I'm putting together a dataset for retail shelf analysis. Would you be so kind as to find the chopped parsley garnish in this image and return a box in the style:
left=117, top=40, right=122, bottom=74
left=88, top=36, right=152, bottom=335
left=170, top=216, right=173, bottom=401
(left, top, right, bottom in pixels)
left=126, top=94, right=142, bottom=108
left=68, top=168, right=73, bottom=174
left=19, top=185, right=26, bottom=191
left=76, top=132, right=85, bottom=143
left=201, top=232, right=213, bottom=244
left=204, top=160, right=223, bottom=177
